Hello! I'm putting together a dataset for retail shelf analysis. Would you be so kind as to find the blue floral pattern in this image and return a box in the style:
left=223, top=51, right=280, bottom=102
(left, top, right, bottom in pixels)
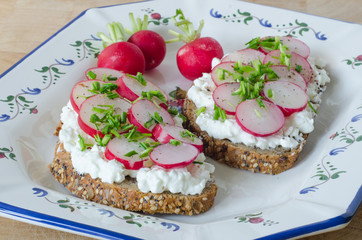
left=32, top=188, right=180, bottom=231
left=210, top=8, right=327, bottom=40
left=300, top=109, right=362, bottom=194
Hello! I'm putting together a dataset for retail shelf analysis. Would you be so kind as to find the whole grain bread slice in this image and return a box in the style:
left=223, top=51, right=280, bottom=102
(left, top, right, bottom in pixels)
left=182, top=97, right=307, bottom=175
left=49, top=141, right=217, bottom=215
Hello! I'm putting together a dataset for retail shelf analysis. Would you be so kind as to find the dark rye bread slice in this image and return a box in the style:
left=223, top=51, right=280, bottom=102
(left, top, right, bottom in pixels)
left=182, top=97, right=308, bottom=175
left=50, top=139, right=217, bottom=215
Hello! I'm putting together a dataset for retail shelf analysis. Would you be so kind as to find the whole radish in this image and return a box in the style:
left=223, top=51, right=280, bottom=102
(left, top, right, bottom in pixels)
left=97, top=41, right=145, bottom=75
left=126, top=13, right=166, bottom=71
left=167, top=9, right=224, bottom=80
left=97, top=13, right=166, bottom=73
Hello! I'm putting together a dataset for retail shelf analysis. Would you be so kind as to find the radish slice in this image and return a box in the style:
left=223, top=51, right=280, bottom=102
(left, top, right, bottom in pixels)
left=211, top=62, right=237, bottom=85
left=70, top=79, right=103, bottom=113
left=152, top=124, right=203, bottom=152
left=263, top=50, right=313, bottom=83
left=116, top=74, right=168, bottom=107
left=259, top=36, right=310, bottom=59
left=270, top=65, right=307, bottom=90
left=150, top=143, right=199, bottom=169
left=105, top=135, right=152, bottom=170
left=127, top=99, right=175, bottom=133
left=212, top=82, right=242, bottom=114
left=235, top=99, right=285, bottom=137
left=210, top=61, right=252, bottom=86
left=78, top=94, right=131, bottom=138
left=85, top=67, right=125, bottom=81
left=221, top=48, right=265, bottom=64
left=263, top=81, right=308, bottom=116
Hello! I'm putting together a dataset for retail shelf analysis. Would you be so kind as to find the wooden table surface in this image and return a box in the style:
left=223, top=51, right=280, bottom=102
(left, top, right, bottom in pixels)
left=0, top=0, right=361, bottom=239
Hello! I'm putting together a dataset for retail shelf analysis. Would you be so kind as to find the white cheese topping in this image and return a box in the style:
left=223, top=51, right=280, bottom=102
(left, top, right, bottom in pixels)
left=187, top=57, right=330, bottom=150
left=58, top=102, right=214, bottom=195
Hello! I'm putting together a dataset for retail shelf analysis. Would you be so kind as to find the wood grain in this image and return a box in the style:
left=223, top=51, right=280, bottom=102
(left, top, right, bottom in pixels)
left=0, top=0, right=361, bottom=239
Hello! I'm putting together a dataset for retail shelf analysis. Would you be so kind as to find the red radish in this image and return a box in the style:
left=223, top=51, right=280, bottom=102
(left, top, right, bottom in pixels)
left=127, top=99, right=175, bottom=133
left=212, top=82, right=242, bottom=115
left=70, top=79, right=103, bottom=113
left=221, top=48, right=265, bottom=64
left=270, top=65, right=307, bottom=90
left=259, top=36, right=310, bottom=59
left=152, top=124, right=203, bottom=152
left=97, top=14, right=166, bottom=72
left=263, top=81, right=308, bottom=116
left=78, top=94, right=131, bottom=138
left=85, top=67, right=125, bottom=81
left=116, top=74, right=168, bottom=107
left=235, top=99, right=285, bottom=137
left=263, top=50, right=313, bottom=83
left=150, top=142, right=199, bottom=169
left=128, top=30, right=166, bottom=71
left=211, top=61, right=240, bottom=86
left=167, top=9, right=224, bottom=80
left=105, top=135, right=153, bottom=170
left=97, top=42, right=145, bottom=75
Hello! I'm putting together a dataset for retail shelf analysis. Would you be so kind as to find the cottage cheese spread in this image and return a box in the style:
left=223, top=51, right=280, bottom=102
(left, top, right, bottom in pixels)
left=187, top=57, right=330, bottom=150
left=58, top=102, right=214, bottom=195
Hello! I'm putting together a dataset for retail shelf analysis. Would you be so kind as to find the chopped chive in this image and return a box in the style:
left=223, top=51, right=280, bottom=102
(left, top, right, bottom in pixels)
left=87, top=70, right=97, bottom=79
left=78, top=135, right=87, bottom=151
left=193, top=161, right=204, bottom=165
left=120, top=112, right=127, bottom=123
left=167, top=106, right=179, bottom=115
left=180, top=129, right=195, bottom=141
left=169, top=139, right=182, bottom=146
left=196, top=106, right=206, bottom=116
left=254, top=108, right=262, bottom=118
left=213, top=104, right=227, bottom=121
left=139, top=148, right=153, bottom=158
left=107, top=75, right=118, bottom=81
left=178, top=113, right=186, bottom=122
left=125, top=150, right=138, bottom=157
left=121, top=123, right=134, bottom=131
left=127, top=72, right=147, bottom=86
left=144, top=118, right=154, bottom=129
left=267, top=88, right=274, bottom=99
left=308, top=101, right=318, bottom=114
left=102, top=134, right=112, bottom=146
left=295, top=64, right=302, bottom=73
left=111, top=129, right=121, bottom=138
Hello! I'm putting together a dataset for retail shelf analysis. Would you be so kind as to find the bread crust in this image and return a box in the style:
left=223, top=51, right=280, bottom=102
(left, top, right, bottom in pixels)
left=49, top=142, right=217, bottom=215
left=182, top=98, right=307, bottom=175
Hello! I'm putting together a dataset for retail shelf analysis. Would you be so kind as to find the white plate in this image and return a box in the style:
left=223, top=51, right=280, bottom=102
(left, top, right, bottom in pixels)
left=0, top=0, right=361, bottom=239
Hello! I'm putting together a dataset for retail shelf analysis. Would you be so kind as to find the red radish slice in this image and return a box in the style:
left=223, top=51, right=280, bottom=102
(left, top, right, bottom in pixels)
left=263, top=50, right=313, bottom=83
left=270, top=65, right=307, bottom=90
left=127, top=99, right=175, bottom=133
left=235, top=99, right=285, bottom=137
left=221, top=48, right=265, bottom=64
left=210, top=61, right=246, bottom=86
left=259, top=36, right=310, bottom=59
left=116, top=74, right=168, bottom=107
left=85, top=67, right=125, bottom=81
left=78, top=94, right=131, bottom=138
left=152, top=124, right=203, bottom=152
left=212, top=82, right=242, bottom=114
left=70, top=79, right=103, bottom=113
left=263, top=81, right=308, bottom=116
left=150, top=143, right=199, bottom=169
left=105, top=135, right=152, bottom=170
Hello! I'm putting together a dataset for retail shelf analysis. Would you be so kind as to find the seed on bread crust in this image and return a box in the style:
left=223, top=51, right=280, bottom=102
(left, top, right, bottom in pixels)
left=50, top=142, right=217, bottom=215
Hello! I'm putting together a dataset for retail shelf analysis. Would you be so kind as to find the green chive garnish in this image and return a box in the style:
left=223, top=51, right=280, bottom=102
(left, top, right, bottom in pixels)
left=87, top=70, right=97, bottom=79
